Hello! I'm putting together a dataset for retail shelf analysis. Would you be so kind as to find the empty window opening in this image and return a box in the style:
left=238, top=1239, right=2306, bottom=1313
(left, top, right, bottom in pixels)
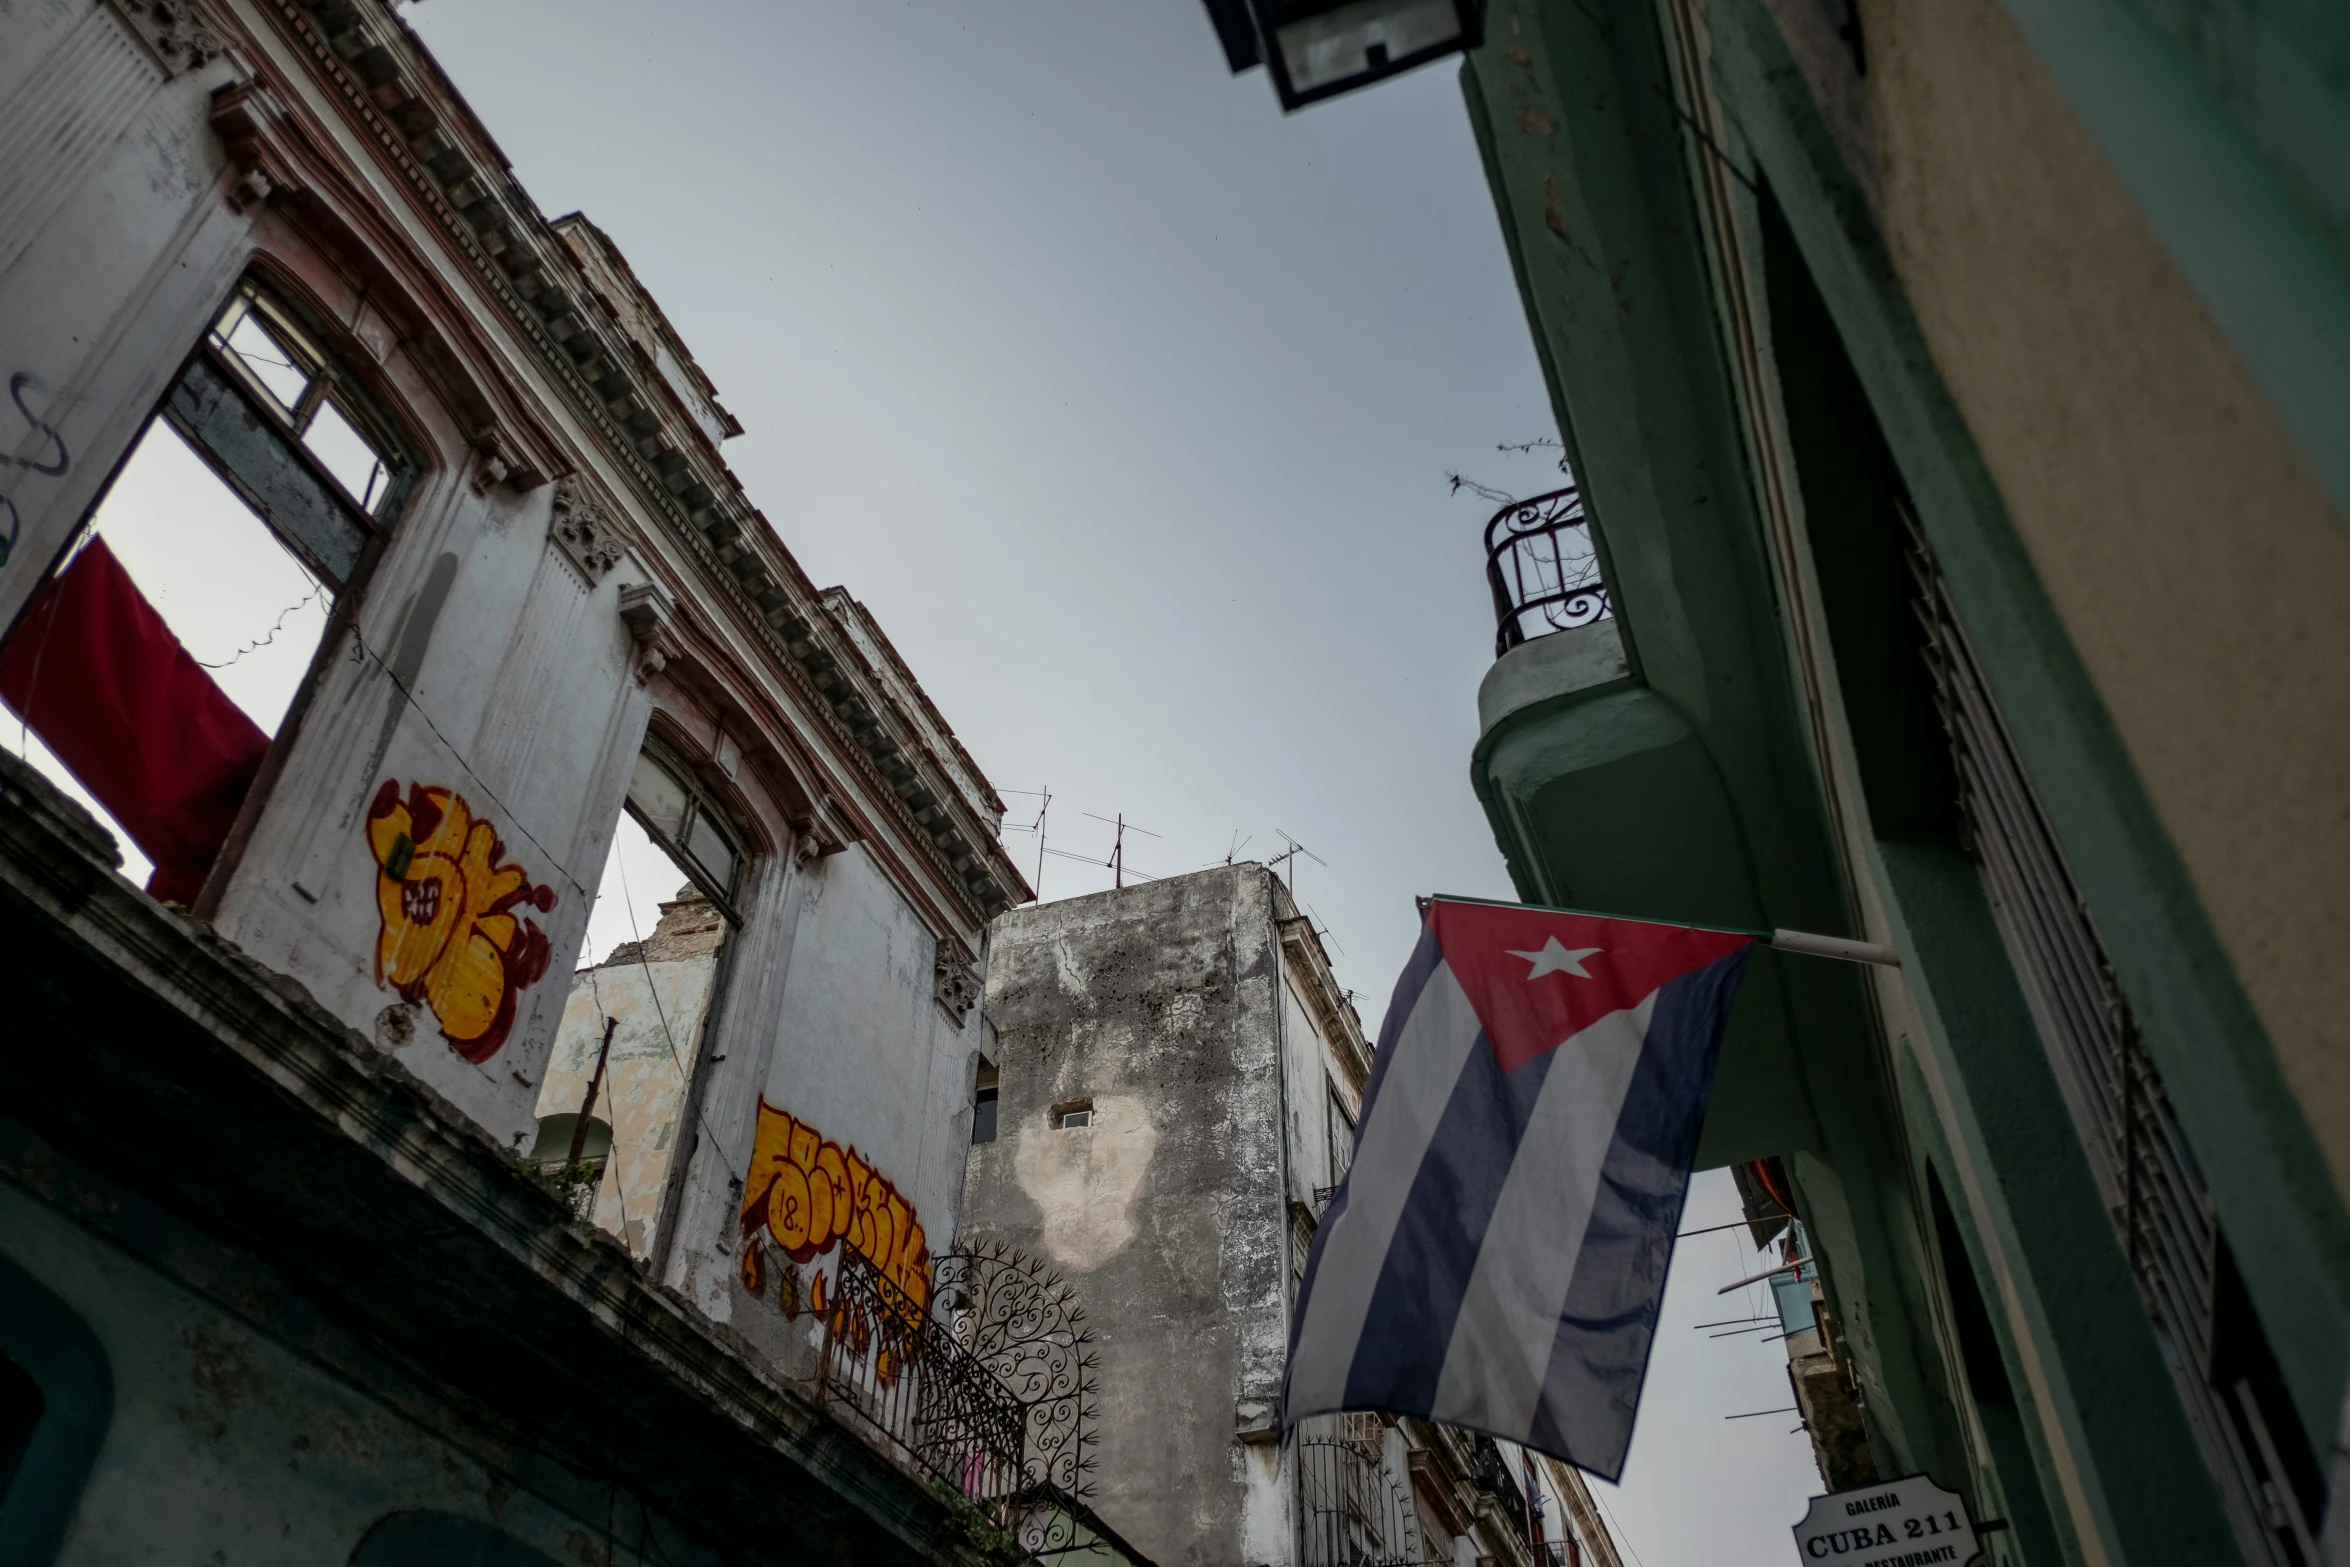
left=971, top=1063, right=999, bottom=1145
left=0, top=283, right=405, bottom=905
left=1053, top=1099, right=1093, bottom=1130
left=531, top=746, right=744, bottom=1261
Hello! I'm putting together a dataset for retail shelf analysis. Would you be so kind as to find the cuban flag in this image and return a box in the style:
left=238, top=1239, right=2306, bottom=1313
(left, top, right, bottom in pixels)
left=1285, top=897, right=1757, bottom=1480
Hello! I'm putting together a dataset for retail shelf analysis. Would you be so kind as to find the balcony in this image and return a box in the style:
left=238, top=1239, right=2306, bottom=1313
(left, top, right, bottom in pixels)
left=1485, top=486, right=1610, bottom=660
left=817, top=1248, right=1156, bottom=1566
left=1467, top=482, right=1818, bottom=1169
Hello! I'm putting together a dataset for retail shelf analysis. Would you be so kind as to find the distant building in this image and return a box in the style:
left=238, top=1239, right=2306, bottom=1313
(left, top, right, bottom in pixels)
left=961, top=864, right=1623, bottom=1567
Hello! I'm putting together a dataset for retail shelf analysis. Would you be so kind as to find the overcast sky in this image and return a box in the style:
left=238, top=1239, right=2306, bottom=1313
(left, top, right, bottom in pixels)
left=408, top=2, right=1820, bottom=1556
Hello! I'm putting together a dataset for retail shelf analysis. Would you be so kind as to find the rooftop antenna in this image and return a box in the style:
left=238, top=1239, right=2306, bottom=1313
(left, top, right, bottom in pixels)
left=999, top=787, right=1051, bottom=901
left=1083, top=811, right=1162, bottom=890
left=1305, top=904, right=1346, bottom=958
left=1271, top=830, right=1326, bottom=899
left=1224, top=830, right=1252, bottom=866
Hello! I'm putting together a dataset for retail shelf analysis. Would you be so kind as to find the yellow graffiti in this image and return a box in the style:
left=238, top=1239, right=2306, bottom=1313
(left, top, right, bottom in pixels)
left=739, top=1099, right=930, bottom=1309
left=365, top=780, right=555, bottom=1063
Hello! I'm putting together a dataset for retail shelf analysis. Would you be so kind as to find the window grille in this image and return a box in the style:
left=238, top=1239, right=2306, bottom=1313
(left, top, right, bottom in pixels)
left=1908, top=512, right=2323, bottom=1565
left=1295, top=1413, right=1420, bottom=1567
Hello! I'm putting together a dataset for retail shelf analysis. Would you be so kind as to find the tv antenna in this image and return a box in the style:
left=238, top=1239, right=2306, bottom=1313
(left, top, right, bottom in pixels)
left=1271, top=830, right=1325, bottom=898
left=1223, top=830, right=1252, bottom=866
left=999, top=787, right=1051, bottom=901
left=1082, top=811, right=1162, bottom=889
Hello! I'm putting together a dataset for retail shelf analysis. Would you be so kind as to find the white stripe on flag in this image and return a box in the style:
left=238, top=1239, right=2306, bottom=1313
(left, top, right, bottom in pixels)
left=1428, top=995, right=1658, bottom=1438
left=1286, top=960, right=1485, bottom=1417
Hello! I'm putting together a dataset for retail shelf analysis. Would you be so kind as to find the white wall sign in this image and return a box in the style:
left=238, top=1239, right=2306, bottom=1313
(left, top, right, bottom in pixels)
left=1793, top=1474, right=1980, bottom=1566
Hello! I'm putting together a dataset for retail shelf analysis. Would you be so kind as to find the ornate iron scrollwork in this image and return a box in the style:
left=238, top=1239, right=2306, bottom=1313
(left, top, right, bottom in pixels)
left=1484, top=484, right=1611, bottom=659
left=935, top=1241, right=1100, bottom=1502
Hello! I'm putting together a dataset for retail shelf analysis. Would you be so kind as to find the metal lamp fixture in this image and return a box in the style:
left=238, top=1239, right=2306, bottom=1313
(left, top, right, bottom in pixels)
left=1203, top=0, right=1486, bottom=111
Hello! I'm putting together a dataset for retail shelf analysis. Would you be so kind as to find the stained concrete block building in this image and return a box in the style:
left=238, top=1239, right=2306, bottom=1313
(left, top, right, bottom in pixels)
left=960, top=864, right=1622, bottom=1567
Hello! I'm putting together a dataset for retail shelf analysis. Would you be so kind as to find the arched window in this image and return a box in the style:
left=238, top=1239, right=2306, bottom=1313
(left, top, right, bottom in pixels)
left=0, top=279, right=413, bottom=907
left=526, top=741, right=748, bottom=1260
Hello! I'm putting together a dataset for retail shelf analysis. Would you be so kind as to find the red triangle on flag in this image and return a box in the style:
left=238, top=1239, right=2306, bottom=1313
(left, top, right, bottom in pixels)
left=1428, top=899, right=1756, bottom=1074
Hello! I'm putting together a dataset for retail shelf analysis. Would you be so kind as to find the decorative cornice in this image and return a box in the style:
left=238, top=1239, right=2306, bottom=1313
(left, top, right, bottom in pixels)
left=266, top=0, right=1028, bottom=926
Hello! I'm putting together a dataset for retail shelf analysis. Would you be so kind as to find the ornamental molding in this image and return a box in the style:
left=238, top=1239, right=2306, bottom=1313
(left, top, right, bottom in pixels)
left=108, top=0, right=226, bottom=78
left=932, top=943, right=981, bottom=1027
left=616, top=579, right=678, bottom=683
left=548, top=474, right=627, bottom=588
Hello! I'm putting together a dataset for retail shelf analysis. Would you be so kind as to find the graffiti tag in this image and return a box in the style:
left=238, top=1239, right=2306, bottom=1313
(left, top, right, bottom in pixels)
left=0, top=371, right=71, bottom=571
left=7, top=374, right=68, bottom=476
left=365, top=781, right=556, bottom=1063
left=739, top=1099, right=933, bottom=1310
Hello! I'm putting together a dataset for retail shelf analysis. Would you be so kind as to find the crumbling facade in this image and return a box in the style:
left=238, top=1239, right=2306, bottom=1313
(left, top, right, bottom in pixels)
left=960, top=865, right=1622, bottom=1567
left=0, top=2, right=1076, bottom=1564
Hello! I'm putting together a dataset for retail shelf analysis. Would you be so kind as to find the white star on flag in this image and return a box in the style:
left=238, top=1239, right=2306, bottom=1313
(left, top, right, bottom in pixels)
left=1506, top=936, right=1604, bottom=979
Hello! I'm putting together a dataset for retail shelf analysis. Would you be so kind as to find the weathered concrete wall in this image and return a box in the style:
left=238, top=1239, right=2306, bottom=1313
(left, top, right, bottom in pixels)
left=0, top=1173, right=723, bottom=1567
left=722, top=842, right=989, bottom=1364
left=960, top=865, right=1290, bottom=1567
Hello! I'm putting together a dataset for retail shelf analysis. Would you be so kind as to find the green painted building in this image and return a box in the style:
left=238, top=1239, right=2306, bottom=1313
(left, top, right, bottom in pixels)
left=1441, top=1, right=2350, bottom=1563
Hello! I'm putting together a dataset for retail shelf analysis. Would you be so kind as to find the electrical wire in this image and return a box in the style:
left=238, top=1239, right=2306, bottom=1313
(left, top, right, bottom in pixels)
left=199, top=584, right=322, bottom=669
left=613, top=842, right=742, bottom=1174
left=339, top=615, right=594, bottom=899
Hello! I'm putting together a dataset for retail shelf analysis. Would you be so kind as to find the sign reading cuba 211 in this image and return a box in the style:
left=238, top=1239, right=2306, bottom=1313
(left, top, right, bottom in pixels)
left=1793, top=1474, right=1980, bottom=1567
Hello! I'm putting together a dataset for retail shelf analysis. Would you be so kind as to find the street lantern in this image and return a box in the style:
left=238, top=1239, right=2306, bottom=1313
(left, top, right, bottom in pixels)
left=1203, top=0, right=1487, bottom=112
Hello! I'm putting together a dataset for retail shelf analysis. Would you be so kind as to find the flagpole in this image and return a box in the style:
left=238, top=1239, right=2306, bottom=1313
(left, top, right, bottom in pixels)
left=1425, top=892, right=1901, bottom=967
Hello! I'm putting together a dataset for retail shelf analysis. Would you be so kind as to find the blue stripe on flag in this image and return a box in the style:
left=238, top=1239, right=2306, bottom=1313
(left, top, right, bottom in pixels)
left=1293, top=920, right=1445, bottom=1323
left=1523, top=945, right=1755, bottom=1478
left=1340, top=1020, right=1555, bottom=1414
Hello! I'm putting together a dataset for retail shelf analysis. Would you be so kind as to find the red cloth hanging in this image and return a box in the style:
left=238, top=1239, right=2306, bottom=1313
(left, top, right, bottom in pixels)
left=0, top=537, right=272, bottom=904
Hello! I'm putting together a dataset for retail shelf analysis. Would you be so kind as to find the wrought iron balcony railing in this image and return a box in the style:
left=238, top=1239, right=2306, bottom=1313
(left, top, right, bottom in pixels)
left=1485, top=486, right=1610, bottom=659
left=816, top=1248, right=1155, bottom=1566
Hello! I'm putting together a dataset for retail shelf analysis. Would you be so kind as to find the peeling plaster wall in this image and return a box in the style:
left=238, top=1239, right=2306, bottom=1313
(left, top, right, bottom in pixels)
left=960, top=865, right=1291, bottom=1567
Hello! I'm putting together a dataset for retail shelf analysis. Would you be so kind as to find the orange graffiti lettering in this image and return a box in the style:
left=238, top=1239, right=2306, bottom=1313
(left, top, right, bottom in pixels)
left=739, top=1099, right=931, bottom=1309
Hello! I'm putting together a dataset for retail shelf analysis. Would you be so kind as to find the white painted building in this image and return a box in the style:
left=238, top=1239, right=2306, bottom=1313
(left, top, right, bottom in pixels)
left=0, top=0, right=1026, bottom=1342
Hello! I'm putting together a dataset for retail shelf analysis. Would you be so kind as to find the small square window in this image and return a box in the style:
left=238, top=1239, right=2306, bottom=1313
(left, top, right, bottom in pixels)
left=1057, top=1109, right=1091, bottom=1129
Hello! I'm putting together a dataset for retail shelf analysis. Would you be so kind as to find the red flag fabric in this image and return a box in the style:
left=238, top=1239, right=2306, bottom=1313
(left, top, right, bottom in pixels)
left=1429, top=898, right=1757, bottom=1074
left=0, top=537, right=272, bottom=904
